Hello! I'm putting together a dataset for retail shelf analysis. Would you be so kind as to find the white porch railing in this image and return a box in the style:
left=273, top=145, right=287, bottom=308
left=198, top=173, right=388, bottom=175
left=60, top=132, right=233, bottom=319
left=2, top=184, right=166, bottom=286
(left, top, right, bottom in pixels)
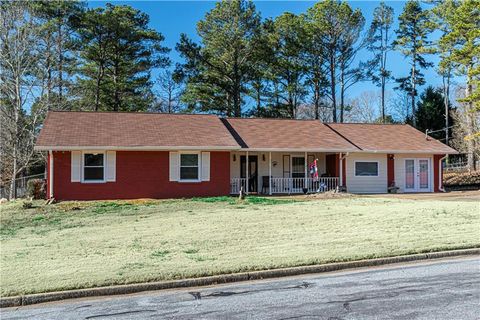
left=230, top=177, right=339, bottom=195
left=230, top=178, right=247, bottom=195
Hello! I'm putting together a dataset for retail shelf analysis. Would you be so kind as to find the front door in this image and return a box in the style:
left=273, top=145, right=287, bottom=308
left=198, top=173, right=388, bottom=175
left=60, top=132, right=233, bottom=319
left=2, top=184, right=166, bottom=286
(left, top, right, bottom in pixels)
left=291, top=156, right=305, bottom=192
left=240, top=155, right=258, bottom=193
left=404, top=158, right=431, bottom=192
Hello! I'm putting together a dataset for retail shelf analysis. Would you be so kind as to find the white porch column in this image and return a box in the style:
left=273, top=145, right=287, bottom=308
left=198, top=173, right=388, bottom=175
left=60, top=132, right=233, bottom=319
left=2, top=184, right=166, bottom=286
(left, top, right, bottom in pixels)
left=339, top=153, right=343, bottom=187
left=269, top=152, right=272, bottom=195
left=246, top=151, right=249, bottom=195
left=304, top=151, right=308, bottom=187
left=49, top=150, right=54, bottom=199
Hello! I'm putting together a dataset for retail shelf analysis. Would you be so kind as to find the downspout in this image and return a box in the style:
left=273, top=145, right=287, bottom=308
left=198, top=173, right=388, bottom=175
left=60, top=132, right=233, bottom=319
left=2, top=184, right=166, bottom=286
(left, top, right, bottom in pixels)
left=439, top=155, right=447, bottom=192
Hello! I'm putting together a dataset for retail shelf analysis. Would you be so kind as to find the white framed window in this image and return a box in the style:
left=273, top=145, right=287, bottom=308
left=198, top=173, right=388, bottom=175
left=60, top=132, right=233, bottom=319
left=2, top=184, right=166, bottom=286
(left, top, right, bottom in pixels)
left=355, top=161, right=379, bottom=177
left=180, top=153, right=200, bottom=181
left=82, top=152, right=105, bottom=182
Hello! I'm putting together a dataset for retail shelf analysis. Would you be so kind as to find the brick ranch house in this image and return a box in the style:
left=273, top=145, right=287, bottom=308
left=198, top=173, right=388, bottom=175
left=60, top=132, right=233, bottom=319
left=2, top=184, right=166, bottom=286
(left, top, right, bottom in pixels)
left=35, top=111, right=457, bottom=200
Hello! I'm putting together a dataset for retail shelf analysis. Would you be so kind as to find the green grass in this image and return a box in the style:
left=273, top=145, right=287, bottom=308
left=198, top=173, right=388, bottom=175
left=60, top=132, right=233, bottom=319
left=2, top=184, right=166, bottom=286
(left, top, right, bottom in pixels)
left=1, top=196, right=479, bottom=297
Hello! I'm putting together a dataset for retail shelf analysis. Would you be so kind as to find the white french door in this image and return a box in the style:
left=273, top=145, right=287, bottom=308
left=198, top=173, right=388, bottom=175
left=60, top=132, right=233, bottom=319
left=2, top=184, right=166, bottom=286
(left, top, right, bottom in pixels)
left=404, top=158, right=431, bottom=192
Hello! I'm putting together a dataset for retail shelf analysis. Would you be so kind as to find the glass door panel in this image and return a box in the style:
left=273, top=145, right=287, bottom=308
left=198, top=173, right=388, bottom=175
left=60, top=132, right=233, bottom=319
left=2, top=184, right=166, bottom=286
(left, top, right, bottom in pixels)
left=292, top=157, right=305, bottom=178
left=405, top=159, right=415, bottom=190
left=418, top=159, right=429, bottom=190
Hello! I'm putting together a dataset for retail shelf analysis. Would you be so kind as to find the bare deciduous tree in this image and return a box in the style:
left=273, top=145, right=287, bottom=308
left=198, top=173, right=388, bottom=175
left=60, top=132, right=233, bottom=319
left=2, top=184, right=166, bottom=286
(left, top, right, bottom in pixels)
left=344, top=91, right=381, bottom=123
left=0, top=2, right=46, bottom=199
left=151, top=70, right=183, bottom=113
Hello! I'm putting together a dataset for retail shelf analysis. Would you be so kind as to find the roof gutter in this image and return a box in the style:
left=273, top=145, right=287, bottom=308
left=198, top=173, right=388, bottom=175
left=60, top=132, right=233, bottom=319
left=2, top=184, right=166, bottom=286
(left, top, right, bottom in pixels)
left=34, top=146, right=240, bottom=151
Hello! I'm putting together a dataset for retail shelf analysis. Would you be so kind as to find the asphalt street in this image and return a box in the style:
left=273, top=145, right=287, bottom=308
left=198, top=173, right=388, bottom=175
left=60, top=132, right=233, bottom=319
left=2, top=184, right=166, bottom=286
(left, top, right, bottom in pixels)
left=2, top=256, right=479, bottom=320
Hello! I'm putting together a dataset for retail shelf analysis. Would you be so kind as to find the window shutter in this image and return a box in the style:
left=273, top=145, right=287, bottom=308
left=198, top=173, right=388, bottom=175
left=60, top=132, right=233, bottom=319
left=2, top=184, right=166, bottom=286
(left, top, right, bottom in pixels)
left=106, top=151, right=116, bottom=182
left=169, top=152, right=179, bottom=181
left=71, top=151, right=81, bottom=182
left=201, top=152, right=210, bottom=181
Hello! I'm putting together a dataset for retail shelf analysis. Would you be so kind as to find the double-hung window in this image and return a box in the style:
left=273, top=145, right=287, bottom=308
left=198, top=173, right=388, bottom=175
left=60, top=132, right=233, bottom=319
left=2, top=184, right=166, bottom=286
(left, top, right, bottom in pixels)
left=180, top=153, right=199, bottom=181
left=355, top=161, right=378, bottom=177
left=83, top=153, right=105, bottom=182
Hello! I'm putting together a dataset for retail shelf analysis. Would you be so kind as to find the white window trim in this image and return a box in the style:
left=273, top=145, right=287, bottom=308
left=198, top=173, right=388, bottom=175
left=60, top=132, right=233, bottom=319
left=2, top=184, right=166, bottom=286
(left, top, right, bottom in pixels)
left=178, top=151, right=201, bottom=183
left=354, top=160, right=379, bottom=177
left=81, top=151, right=106, bottom=183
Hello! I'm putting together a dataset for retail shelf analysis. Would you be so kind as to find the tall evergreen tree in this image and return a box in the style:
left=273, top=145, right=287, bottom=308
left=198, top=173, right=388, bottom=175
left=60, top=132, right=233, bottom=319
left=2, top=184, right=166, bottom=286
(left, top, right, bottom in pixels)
left=32, top=1, right=85, bottom=109
left=76, top=4, right=169, bottom=111
left=366, top=1, right=394, bottom=123
left=175, top=0, right=262, bottom=117
left=438, top=0, right=479, bottom=169
left=414, top=86, right=454, bottom=140
left=306, top=0, right=364, bottom=122
left=394, top=0, right=435, bottom=126
left=265, top=13, right=308, bottom=118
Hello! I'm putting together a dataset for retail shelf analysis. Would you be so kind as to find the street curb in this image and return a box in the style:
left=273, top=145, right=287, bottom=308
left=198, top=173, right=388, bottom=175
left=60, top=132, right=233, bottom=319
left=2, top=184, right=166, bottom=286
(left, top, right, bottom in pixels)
left=1, top=248, right=479, bottom=308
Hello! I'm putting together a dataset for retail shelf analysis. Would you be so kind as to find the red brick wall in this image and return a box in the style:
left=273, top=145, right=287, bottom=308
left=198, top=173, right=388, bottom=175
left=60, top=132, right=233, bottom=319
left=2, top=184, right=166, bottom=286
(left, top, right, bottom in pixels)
left=433, top=154, right=445, bottom=192
left=387, top=154, right=395, bottom=187
left=51, top=151, right=231, bottom=200
left=325, top=153, right=346, bottom=186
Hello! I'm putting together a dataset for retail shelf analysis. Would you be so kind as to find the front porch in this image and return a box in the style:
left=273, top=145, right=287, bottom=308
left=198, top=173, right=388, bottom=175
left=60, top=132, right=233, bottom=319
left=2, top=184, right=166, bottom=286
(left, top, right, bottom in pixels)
left=229, top=151, right=345, bottom=195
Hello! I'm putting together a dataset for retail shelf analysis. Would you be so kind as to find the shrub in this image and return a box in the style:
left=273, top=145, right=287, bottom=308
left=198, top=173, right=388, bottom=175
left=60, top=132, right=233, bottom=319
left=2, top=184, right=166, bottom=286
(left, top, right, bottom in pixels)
left=23, top=201, right=34, bottom=209
left=26, top=179, right=46, bottom=199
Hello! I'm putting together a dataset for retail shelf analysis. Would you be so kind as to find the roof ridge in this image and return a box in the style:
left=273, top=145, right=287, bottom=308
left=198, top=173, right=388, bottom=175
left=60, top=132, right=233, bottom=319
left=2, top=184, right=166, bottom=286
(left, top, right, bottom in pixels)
left=324, top=123, right=363, bottom=151
left=327, top=122, right=407, bottom=126
left=226, top=117, right=321, bottom=122
left=47, top=110, right=217, bottom=117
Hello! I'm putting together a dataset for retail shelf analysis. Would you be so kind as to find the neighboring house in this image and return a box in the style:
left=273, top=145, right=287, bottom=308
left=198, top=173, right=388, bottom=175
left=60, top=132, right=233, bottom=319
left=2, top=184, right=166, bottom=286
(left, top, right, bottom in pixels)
left=35, top=111, right=457, bottom=200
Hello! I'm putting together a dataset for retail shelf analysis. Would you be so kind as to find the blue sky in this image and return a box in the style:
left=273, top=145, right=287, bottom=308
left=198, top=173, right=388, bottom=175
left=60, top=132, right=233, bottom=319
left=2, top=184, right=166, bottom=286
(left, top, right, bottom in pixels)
left=88, top=1, right=449, bottom=110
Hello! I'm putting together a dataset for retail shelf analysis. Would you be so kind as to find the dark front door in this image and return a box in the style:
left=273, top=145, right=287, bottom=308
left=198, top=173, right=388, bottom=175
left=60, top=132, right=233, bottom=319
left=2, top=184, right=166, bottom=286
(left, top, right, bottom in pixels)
left=240, top=155, right=258, bottom=193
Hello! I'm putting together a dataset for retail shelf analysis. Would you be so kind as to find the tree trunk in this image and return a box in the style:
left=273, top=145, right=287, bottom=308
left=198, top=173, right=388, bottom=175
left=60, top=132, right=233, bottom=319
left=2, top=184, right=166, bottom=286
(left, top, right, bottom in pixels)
left=330, top=54, right=337, bottom=123
left=9, top=77, right=21, bottom=199
left=411, top=57, right=416, bottom=127
left=465, top=71, right=475, bottom=170
left=94, top=66, right=103, bottom=111
left=57, top=20, right=63, bottom=100
left=381, top=76, right=385, bottom=123
left=314, top=79, right=320, bottom=120
left=113, top=62, right=120, bottom=111
left=442, top=72, right=450, bottom=146
left=46, top=31, right=52, bottom=110
left=340, top=66, right=345, bottom=123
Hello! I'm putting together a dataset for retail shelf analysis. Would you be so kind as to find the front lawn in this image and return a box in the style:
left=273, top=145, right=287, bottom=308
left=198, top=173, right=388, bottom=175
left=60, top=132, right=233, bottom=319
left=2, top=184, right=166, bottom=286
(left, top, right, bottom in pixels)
left=1, top=196, right=479, bottom=297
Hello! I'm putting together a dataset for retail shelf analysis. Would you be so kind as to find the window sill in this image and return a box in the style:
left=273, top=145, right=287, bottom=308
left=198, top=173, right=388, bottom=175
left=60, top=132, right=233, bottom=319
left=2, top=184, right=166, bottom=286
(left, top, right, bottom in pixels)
left=177, top=179, right=202, bottom=183
left=81, top=180, right=107, bottom=184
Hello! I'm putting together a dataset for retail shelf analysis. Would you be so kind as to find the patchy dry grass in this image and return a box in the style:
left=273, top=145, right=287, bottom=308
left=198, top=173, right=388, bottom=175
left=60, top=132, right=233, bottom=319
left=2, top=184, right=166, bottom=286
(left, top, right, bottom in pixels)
left=1, top=196, right=479, bottom=297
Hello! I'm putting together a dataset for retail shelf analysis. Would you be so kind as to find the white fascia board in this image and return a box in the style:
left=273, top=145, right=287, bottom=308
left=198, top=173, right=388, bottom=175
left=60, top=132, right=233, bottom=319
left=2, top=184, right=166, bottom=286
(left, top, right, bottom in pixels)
left=238, top=148, right=359, bottom=153
left=353, top=149, right=458, bottom=155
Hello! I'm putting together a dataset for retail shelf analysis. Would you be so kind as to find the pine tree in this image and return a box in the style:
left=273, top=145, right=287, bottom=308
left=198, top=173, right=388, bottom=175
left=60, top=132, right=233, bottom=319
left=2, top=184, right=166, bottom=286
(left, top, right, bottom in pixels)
left=415, top=86, right=454, bottom=140
left=394, top=0, right=435, bottom=126
left=175, top=0, right=262, bottom=117
left=76, top=4, right=169, bottom=111
left=306, top=0, right=364, bottom=122
left=265, top=13, right=308, bottom=118
left=438, top=0, right=480, bottom=169
left=366, top=1, right=394, bottom=123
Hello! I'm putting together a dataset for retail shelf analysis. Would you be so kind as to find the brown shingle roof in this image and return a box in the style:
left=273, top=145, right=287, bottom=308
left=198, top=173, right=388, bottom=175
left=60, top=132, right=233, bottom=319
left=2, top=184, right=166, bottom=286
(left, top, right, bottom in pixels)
left=224, top=118, right=359, bottom=151
left=35, top=112, right=457, bottom=154
left=35, top=111, right=240, bottom=150
left=327, top=123, right=457, bottom=154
